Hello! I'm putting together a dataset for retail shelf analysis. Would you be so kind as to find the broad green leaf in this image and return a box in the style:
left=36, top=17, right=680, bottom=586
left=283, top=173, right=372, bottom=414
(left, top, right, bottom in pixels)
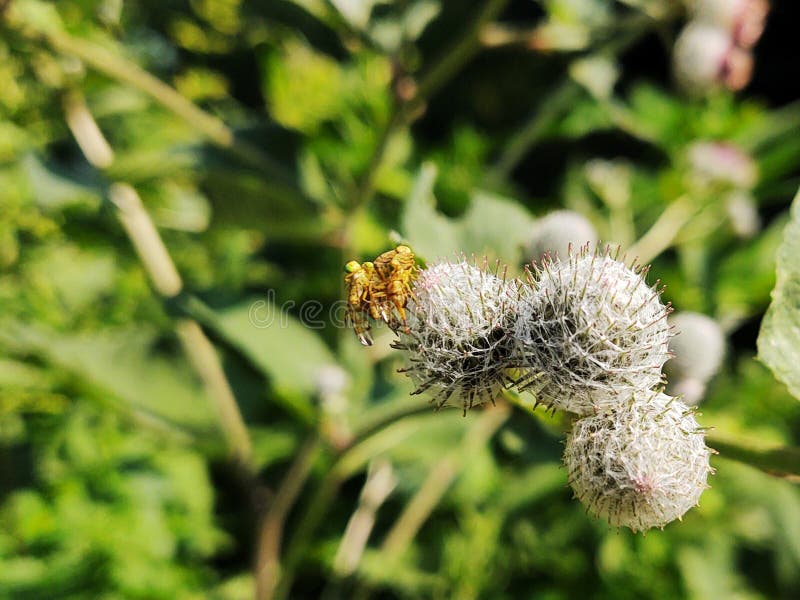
left=263, top=39, right=345, bottom=134
left=213, top=299, right=337, bottom=418
left=457, top=190, right=535, bottom=263
left=401, top=163, right=460, bottom=262
left=757, top=188, right=800, bottom=400
left=22, top=154, right=101, bottom=211
left=1, top=325, right=216, bottom=430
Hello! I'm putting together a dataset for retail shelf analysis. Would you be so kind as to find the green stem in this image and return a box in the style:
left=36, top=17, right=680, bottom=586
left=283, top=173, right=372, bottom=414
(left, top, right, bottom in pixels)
left=411, top=0, right=509, bottom=109
left=380, top=404, right=510, bottom=557
left=486, top=81, right=581, bottom=181
left=9, top=7, right=305, bottom=198
left=273, top=414, right=432, bottom=600
left=707, top=436, right=800, bottom=479
left=256, top=437, right=324, bottom=600
left=626, top=195, right=699, bottom=264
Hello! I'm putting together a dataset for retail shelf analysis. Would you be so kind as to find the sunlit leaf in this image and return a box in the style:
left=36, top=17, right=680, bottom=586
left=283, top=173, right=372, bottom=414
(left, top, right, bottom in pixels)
left=758, top=188, right=800, bottom=400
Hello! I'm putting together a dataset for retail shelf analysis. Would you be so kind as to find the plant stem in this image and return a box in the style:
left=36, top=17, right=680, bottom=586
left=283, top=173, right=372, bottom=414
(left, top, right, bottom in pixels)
left=273, top=413, right=432, bottom=600
left=63, top=92, right=253, bottom=468
left=410, top=0, right=509, bottom=110
left=626, top=195, right=700, bottom=264
left=9, top=7, right=301, bottom=192
left=707, top=435, right=800, bottom=480
left=347, top=0, right=509, bottom=219
left=486, top=81, right=581, bottom=182
left=381, top=403, right=510, bottom=557
left=255, top=437, right=323, bottom=600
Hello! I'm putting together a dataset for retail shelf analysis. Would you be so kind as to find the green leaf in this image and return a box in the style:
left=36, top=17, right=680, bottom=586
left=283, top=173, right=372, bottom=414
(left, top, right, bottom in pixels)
left=401, top=163, right=460, bottom=262
left=402, top=164, right=534, bottom=264
left=212, top=299, right=337, bottom=420
left=457, top=190, right=535, bottom=263
left=757, top=188, right=800, bottom=400
left=22, top=154, right=102, bottom=211
left=1, top=325, right=216, bottom=431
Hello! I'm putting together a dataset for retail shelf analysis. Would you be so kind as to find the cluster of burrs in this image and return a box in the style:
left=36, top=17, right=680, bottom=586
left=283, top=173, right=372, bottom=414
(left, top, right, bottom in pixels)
left=390, top=245, right=714, bottom=532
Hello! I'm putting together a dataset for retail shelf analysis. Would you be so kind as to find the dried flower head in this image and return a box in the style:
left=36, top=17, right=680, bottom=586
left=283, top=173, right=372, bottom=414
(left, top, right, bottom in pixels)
left=393, top=258, right=517, bottom=413
left=513, top=248, right=672, bottom=415
left=673, top=22, right=753, bottom=94
left=564, top=392, right=714, bottom=532
left=527, top=210, right=599, bottom=263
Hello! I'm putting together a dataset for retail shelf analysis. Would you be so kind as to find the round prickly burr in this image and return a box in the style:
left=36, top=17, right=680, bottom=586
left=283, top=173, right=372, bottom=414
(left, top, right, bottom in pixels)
left=513, top=249, right=672, bottom=415
left=393, top=258, right=517, bottom=414
left=526, top=210, right=599, bottom=263
left=673, top=22, right=753, bottom=94
left=689, top=0, right=770, bottom=49
left=564, top=392, right=714, bottom=532
left=665, top=312, right=726, bottom=405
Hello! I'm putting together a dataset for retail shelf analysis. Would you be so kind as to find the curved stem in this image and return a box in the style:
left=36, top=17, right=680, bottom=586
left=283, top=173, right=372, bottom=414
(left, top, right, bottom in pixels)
left=381, top=403, right=510, bottom=557
left=707, top=435, right=800, bottom=480
left=626, top=195, right=700, bottom=264
left=9, top=7, right=303, bottom=196
left=255, top=437, right=323, bottom=600
left=63, top=92, right=254, bottom=468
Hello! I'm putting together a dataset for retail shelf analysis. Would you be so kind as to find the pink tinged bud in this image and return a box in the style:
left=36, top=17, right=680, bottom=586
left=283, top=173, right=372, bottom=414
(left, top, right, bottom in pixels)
left=564, top=392, right=714, bottom=532
left=687, top=141, right=758, bottom=189
left=513, top=250, right=672, bottom=415
left=725, top=191, right=761, bottom=238
left=673, top=23, right=753, bottom=94
left=690, top=0, right=770, bottom=49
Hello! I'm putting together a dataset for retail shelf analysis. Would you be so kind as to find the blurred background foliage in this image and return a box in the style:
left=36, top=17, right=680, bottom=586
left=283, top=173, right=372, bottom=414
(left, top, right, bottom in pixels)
left=0, top=0, right=799, bottom=598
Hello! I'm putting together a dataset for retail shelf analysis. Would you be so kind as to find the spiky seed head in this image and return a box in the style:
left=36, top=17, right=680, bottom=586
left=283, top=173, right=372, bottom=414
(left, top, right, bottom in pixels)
left=513, top=249, right=672, bottom=415
left=564, top=392, right=714, bottom=532
left=665, top=312, right=725, bottom=396
left=394, top=258, right=517, bottom=413
left=526, top=210, right=599, bottom=263
left=688, top=0, right=770, bottom=49
left=673, top=22, right=753, bottom=94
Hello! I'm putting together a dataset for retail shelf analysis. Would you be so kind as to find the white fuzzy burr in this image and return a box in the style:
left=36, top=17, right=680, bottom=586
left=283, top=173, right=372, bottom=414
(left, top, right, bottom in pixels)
left=513, top=250, right=672, bottom=415
left=564, top=392, right=714, bottom=532
left=393, top=259, right=518, bottom=413
left=664, top=312, right=725, bottom=405
left=688, top=0, right=770, bottom=48
left=673, top=22, right=753, bottom=94
left=526, top=210, right=599, bottom=263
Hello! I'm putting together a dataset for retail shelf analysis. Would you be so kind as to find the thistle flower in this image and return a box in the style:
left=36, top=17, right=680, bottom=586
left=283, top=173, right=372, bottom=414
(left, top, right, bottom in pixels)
left=564, top=392, right=714, bottom=532
left=513, top=249, right=671, bottom=415
left=673, top=22, right=753, bottom=94
left=393, top=258, right=517, bottom=414
left=688, top=0, right=770, bottom=49
left=526, top=210, right=598, bottom=263
left=665, top=312, right=725, bottom=405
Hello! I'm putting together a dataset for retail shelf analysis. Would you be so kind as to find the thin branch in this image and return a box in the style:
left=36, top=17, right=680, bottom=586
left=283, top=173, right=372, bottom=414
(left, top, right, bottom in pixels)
left=381, top=403, right=510, bottom=557
left=9, top=7, right=302, bottom=193
left=486, top=81, right=581, bottom=182
left=255, top=437, right=323, bottom=600
left=708, top=435, right=800, bottom=481
left=63, top=92, right=253, bottom=467
left=626, top=195, right=700, bottom=264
